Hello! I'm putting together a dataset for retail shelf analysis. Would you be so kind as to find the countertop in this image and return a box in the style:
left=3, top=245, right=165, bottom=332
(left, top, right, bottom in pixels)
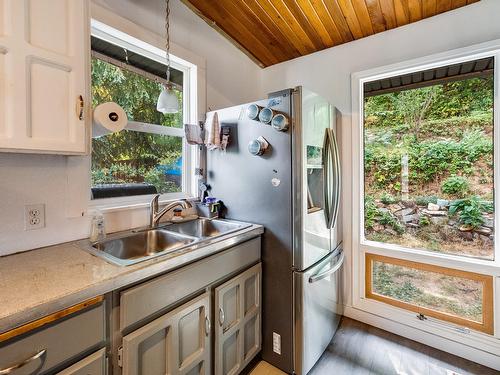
left=0, top=223, right=263, bottom=334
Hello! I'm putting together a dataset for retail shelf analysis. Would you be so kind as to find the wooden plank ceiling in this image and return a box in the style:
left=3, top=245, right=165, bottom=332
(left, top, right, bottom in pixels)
left=181, top=0, right=480, bottom=67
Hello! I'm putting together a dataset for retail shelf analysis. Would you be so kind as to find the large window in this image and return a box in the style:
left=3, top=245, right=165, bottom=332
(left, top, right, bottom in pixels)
left=90, top=30, right=193, bottom=200
left=353, top=50, right=499, bottom=340
left=363, top=59, right=494, bottom=260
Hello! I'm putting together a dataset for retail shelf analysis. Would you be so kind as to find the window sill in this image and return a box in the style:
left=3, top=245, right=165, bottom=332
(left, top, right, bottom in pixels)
left=88, top=192, right=193, bottom=214
left=361, top=240, right=500, bottom=276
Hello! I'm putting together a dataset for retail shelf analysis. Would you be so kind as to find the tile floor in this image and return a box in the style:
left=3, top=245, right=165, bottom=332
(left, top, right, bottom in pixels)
left=249, top=318, right=499, bottom=375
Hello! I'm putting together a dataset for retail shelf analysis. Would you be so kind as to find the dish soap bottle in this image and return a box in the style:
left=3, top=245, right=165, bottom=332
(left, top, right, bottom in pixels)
left=89, top=209, right=106, bottom=242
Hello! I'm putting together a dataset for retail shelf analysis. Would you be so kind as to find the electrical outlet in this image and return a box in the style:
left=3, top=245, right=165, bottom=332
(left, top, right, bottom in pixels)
left=272, top=332, right=281, bottom=355
left=25, top=204, right=45, bottom=230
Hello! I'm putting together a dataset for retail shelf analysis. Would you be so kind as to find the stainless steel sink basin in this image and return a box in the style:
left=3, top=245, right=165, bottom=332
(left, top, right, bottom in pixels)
left=92, top=229, right=195, bottom=263
left=167, top=219, right=249, bottom=238
left=79, top=218, right=253, bottom=266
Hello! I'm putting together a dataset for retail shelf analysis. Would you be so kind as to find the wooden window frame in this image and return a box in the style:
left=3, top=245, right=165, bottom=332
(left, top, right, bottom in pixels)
left=365, top=253, right=494, bottom=334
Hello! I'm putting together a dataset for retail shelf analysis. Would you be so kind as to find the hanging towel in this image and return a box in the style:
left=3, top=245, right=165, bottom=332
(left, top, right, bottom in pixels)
left=184, top=123, right=204, bottom=145
left=205, top=111, right=221, bottom=150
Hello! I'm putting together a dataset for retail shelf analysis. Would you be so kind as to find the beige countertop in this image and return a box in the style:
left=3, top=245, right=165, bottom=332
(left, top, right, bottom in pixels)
left=0, top=224, right=263, bottom=334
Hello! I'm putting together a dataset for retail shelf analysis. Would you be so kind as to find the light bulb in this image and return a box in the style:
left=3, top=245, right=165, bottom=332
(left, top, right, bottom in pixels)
left=156, top=85, right=179, bottom=114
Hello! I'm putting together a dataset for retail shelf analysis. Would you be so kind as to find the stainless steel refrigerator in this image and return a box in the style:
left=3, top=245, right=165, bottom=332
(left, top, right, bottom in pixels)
left=206, top=87, right=344, bottom=375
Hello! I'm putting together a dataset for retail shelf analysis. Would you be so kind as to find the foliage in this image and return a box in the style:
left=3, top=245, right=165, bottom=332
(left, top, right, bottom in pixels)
left=365, top=129, right=492, bottom=192
left=91, top=57, right=184, bottom=193
left=414, top=195, right=438, bottom=206
left=419, top=216, right=431, bottom=227
left=373, top=263, right=423, bottom=303
left=441, top=176, right=469, bottom=197
left=365, top=196, right=404, bottom=234
left=378, top=210, right=405, bottom=235
left=364, top=76, right=494, bottom=130
left=91, top=163, right=181, bottom=194
left=364, top=196, right=378, bottom=230
left=380, top=193, right=398, bottom=205
left=449, top=196, right=493, bottom=229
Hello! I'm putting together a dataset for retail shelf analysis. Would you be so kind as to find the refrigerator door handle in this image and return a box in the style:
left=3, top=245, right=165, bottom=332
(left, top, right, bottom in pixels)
left=329, top=128, right=341, bottom=230
left=322, top=129, right=333, bottom=227
left=309, top=250, right=345, bottom=284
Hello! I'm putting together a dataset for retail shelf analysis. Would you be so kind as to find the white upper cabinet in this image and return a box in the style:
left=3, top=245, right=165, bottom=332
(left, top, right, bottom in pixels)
left=0, top=0, right=90, bottom=154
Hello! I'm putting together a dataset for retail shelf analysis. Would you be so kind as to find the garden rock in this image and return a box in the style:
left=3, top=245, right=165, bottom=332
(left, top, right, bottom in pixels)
left=436, top=199, right=449, bottom=208
left=427, top=203, right=440, bottom=211
left=396, top=207, right=415, bottom=217
left=402, top=200, right=416, bottom=208
left=483, top=217, right=494, bottom=229
left=430, top=216, right=448, bottom=225
left=402, top=214, right=418, bottom=223
left=459, top=224, right=473, bottom=232
left=475, top=226, right=492, bottom=236
left=422, top=209, right=447, bottom=216
left=388, top=204, right=403, bottom=212
left=373, top=224, right=384, bottom=232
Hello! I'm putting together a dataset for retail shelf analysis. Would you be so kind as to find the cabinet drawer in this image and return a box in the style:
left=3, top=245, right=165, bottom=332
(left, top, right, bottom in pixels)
left=120, top=237, right=261, bottom=331
left=56, top=348, right=106, bottom=375
left=0, top=300, right=105, bottom=375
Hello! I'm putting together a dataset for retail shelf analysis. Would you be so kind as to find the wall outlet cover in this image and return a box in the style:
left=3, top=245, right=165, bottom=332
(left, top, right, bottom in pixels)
left=272, top=332, right=281, bottom=355
left=25, top=204, right=45, bottom=230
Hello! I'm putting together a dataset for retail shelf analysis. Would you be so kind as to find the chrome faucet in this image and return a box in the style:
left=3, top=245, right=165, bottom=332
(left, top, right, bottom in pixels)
left=149, top=194, right=193, bottom=228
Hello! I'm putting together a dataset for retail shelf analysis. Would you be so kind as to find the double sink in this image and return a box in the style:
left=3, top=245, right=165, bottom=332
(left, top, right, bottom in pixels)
left=84, top=218, right=250, bottom=266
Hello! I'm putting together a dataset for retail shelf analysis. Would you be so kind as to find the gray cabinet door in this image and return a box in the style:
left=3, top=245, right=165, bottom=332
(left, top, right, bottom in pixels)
left=214, top=263, right=261, bottom=375
left=56, top=348, right=106, bottom=375
left=121, top=292, right=211, bottom=375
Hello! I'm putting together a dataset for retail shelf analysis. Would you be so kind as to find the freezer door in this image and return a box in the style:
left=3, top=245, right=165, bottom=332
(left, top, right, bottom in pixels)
left=294, top=88, right=341, bottom=271
left=294, top=247, right=344, bottom=375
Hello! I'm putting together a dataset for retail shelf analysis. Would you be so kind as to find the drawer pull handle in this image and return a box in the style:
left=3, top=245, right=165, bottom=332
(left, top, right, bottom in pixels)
left=0, top=348, right=47, bottom=375
left=205, top=316, right=211, bottom=336
left=219, top=307, right=225, bottom=326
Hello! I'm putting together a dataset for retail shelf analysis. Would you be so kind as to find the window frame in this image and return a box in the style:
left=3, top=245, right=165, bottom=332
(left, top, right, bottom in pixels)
left=365, top=253, right=494, bottom=334
left=350, top=40, right=500, bottom=350
left=88, top=19, right=198, bottom=208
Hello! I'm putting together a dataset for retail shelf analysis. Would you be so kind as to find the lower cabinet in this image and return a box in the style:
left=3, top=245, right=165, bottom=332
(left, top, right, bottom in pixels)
left=214, top=263, right=262, bottom=375
left=121, top=292, right=211, bottom=375
left=56, top=348, right=106, bottom=375
left=117, top=262, right=262, bottom=375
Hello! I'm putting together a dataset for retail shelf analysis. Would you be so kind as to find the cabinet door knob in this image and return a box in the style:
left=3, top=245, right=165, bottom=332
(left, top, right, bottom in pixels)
left=76, top=95, right=84, bottom=120
left=218, top=307, right=225, bottom=326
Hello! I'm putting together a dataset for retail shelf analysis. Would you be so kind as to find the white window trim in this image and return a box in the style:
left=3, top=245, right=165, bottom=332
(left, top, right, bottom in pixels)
left=350, top=39, right=500, bottom=353
left=88, top=19, right=199, bottom=210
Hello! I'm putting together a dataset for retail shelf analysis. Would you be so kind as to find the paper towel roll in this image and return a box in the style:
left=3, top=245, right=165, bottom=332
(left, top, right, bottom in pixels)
left=92, top=102, right=128, bottom=138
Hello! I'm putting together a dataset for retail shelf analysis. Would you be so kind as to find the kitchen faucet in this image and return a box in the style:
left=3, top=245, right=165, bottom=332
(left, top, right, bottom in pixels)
left=149, top=194, right=193, bottom=228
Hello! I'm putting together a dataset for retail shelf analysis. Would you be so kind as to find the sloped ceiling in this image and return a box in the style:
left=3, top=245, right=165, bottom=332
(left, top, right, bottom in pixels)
left=181, top=0, right=480, bottom=67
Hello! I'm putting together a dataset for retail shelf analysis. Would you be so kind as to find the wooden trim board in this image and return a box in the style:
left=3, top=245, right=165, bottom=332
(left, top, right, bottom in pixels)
left=0, top=295, right=104, bottom=343
left=365, top=253, right=494, bottom=335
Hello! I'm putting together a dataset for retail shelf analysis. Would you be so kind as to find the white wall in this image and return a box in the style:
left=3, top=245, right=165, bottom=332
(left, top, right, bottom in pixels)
left=0, top=0, right=262, bottom=256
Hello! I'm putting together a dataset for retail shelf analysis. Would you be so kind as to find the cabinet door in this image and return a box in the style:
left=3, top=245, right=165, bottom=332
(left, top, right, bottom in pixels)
left=215, top=263, right=261, bottom=375
left=0, top=0, right=89, bottom=154
left=122, top=292, right=211, bottom=375
left=56, top=348, right=106, bottom=375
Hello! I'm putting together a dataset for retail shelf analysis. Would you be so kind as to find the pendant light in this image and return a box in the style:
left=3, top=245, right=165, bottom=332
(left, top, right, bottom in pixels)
left=157, top=0, right=179, bottom=114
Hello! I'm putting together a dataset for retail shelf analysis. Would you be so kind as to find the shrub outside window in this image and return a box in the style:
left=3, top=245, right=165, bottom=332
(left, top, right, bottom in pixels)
left=90, top=49, right=186, bottom=199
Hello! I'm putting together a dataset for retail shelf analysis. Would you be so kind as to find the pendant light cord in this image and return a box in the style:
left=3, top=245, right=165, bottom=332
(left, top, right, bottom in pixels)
left=165, top=0, right=171, bottom=84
